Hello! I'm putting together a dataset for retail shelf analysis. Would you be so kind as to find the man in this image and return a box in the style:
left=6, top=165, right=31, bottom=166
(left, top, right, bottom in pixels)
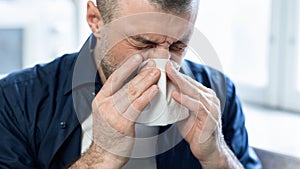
left=0, top=0, right=262, bottom=168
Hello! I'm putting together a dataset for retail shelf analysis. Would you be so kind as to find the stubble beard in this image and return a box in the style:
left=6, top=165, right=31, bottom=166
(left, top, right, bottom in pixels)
left=96, top=32, right=118, bottom=80
left=100, top=54, right=118, bottom=80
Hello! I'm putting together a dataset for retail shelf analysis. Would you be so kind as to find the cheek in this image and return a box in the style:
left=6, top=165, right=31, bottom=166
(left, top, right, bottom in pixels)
left=108, top=42, right=140, bottom=66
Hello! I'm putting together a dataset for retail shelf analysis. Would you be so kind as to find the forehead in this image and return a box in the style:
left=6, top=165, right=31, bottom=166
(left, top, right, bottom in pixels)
left=113, top=0, right=198, bottom=32
left=100, top=0, right=197, bottom=46
left=103, top=13, right=195, bottom=45
left=116, top=0, right=198, bottom=18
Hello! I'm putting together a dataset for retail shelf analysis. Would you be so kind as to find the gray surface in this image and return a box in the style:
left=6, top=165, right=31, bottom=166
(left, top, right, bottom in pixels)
left=254, top=147, right=300, bottom=169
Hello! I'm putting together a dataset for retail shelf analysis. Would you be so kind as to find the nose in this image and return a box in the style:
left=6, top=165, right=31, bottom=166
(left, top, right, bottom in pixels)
left=142, top=48, right=171, bottom=60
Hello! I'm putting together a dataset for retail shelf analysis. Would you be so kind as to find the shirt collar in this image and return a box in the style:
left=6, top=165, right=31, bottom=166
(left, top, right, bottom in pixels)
left=64, top=34, right=102, bottom=95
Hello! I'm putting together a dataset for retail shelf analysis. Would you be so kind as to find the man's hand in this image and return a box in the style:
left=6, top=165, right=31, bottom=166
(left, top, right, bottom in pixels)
left=166, top=62, right=244, bottom=169
left=70, top=54, right=160, bottom=169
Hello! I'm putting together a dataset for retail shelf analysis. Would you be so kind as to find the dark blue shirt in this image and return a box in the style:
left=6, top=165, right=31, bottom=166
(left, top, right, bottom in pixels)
left=0, top=35, right=262, bottom=169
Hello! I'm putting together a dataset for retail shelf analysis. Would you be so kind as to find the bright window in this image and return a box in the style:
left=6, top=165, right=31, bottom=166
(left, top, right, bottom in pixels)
left=298, top=43, right=300, bottom=92
left=0, top=0, right=77, bottom=77
left=297, top=1, right=300, bottom=92
left=188, top=0, right=300, bottom=112
left=0, top=29, right=23, bottom=74
left=191, top=0, right=271, bottom=88
left=227, top=0, right=271, bottom=88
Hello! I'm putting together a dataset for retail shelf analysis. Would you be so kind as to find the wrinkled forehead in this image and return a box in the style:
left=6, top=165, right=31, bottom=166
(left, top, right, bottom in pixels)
left=102, top=12, right=195, bottom=43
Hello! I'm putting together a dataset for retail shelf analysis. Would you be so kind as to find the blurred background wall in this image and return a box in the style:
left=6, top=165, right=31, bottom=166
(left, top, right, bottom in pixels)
left=0, top=0, right=299, bottom=158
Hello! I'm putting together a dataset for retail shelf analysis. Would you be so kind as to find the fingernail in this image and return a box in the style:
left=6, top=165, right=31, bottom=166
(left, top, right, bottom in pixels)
left=150, top=69, right=159, bottom=76
left=133, top=54, right=142, bottom=62
left=146, top=60, right=155, bottom=67
left=166, top=61, right=174, bottom=72
left=150, top=85, right=158, bottom=93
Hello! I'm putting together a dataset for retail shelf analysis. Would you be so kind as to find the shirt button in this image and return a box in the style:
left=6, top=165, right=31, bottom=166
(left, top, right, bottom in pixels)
left=60, top=121, right=67, bottom=129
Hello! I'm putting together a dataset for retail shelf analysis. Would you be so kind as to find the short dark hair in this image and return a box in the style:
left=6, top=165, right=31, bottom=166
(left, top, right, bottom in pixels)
left=96, top=0, right=195, bottom=23
left=96, top=0, right=118, bottom=23
left=150, top=0, right=193, bottom=14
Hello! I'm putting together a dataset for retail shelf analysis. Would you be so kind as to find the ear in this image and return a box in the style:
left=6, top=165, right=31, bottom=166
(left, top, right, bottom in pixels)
left=86, top=0, right=104, bottom=37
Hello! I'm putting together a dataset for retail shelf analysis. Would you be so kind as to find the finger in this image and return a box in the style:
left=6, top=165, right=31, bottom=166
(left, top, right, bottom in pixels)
left=172, top=90, right=207, bottom=116
left=198, top=116, right=218, bottom=144
left=180, top=74, right=221, bottom=109
left=166, top=62, right=207, bottom=102
left=166, top=61, right=198, bottom=96
left=182, top=75, right=217, bottom=96
left=172, top=90, right=218, bottom=123
left=173, top=91, right=218, bottom=143
left=166, top=62, right=211, bottom=107
left=123, top=85, right=159, bottom=122
left=111, top=67, right=160, bottom=114
left=99, top=54, right=143, bottom=98
left=139, top=60, right=156, bottom=73
left=176, top=113, right=197, bottom=141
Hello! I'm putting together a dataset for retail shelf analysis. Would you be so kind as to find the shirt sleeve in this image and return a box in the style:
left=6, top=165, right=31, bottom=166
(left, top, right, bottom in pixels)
left=0, top=83, right=36, bottom=169
left=221, top=78, right=263, bottom=169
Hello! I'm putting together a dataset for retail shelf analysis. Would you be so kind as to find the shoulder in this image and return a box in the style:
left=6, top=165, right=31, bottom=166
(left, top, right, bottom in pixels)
left=0, top=53, right=78, bottom=89
left=0, top=52, right=79, bottom=137
left=0, top=53, right=78, bottom=126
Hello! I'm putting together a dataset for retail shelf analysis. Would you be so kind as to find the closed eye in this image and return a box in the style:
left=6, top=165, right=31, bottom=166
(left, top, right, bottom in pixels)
left=127, top=36, right=157, bottom=50
left=170, top=41, right=187, bottom=52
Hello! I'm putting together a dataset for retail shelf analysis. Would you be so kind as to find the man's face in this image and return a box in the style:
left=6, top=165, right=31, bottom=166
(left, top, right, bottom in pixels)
left=95, top=0, right=198, bottom=79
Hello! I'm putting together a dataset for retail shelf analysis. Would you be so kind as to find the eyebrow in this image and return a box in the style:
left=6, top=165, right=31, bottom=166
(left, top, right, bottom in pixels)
left=129, top=35, right=158, bottom=44
left=129, top=35, right=190, bottom=46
